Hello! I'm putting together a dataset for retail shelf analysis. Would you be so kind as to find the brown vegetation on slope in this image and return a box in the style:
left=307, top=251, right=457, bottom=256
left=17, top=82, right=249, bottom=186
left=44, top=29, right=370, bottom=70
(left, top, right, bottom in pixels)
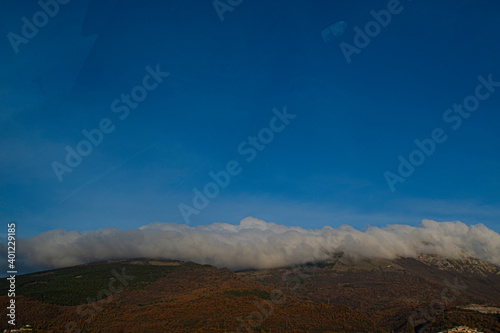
left=1, top=260, right=381, bottom=332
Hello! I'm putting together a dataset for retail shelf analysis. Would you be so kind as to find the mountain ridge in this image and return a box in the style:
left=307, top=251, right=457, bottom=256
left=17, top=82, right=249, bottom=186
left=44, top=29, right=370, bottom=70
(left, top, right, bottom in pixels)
left=1, top=254, right=500, bottom=332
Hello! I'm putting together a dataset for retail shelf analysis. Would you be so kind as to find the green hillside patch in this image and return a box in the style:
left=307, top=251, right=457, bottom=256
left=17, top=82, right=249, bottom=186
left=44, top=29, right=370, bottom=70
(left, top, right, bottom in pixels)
left=0, top=260, right=207, bottom=306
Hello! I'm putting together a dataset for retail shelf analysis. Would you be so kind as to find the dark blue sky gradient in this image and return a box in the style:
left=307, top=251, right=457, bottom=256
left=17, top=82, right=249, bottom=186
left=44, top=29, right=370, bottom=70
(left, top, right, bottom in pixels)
left=1, top=0, right=500, bottom=237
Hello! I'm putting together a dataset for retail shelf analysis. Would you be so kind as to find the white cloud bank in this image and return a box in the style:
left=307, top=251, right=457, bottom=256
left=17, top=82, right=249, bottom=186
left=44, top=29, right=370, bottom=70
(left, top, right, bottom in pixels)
left=18, top=217, right=500, bottom=270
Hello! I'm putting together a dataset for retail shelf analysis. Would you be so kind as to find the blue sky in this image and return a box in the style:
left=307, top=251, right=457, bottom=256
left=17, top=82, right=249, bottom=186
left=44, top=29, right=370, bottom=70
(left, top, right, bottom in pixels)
left=1, top=0, right=500, bottom=238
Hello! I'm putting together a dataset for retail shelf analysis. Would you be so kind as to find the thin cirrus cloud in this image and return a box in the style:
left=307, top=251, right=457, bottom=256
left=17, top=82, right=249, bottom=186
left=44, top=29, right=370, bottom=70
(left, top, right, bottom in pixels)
left=16, top=217, right=500, bottom=271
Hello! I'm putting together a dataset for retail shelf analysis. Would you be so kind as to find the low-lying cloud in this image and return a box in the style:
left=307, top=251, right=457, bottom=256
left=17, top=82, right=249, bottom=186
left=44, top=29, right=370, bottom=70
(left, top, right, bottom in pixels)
left=17, top=217, right=500, bottom=271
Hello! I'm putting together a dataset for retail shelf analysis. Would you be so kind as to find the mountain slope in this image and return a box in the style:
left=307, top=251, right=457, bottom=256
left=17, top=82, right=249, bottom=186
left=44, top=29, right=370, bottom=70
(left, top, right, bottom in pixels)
left=238, top=254, right=500, bottom=332
left=1, top=255, right=499, bottom=332
left=0, top=259, right=381, bottom=332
